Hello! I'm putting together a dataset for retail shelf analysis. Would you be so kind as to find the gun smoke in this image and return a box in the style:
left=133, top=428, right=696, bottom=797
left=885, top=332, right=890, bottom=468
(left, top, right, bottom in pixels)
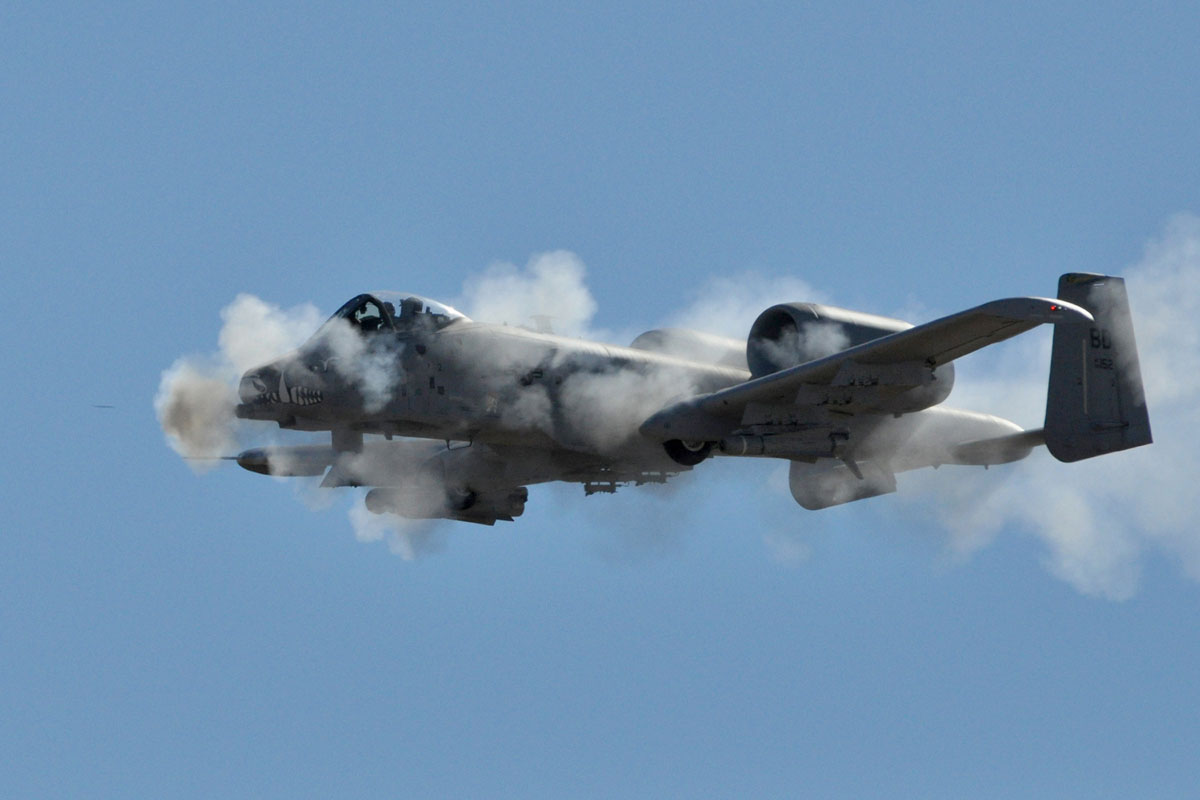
left=156, top=215, right=1200, bottom=595
left=155, top=294, right=323, bottom=464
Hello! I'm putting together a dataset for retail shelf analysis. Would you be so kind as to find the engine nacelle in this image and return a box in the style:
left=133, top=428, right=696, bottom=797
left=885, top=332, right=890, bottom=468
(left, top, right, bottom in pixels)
left=629, top=328, right=748, bottom=370
left=747, top=302, right=954, bottom=413
left=748, top=303, right=912, bottom=377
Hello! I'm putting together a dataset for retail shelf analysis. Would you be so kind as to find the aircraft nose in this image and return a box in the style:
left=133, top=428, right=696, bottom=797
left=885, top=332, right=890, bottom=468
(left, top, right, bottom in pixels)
left=239, top=367, right=278, bottom=404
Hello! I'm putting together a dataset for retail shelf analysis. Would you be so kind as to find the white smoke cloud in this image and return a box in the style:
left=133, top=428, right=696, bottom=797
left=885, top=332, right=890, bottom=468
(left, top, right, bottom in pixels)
left=347, top=496, right=445, bottom=560
left=752, top=320, right=852, bottom=374
left=662, top=273, right=829, bottom=339
left=155, top=294, right=322, bottom=464
left=154, top=359, right=240, bottom=462
left=457, top=250, right=599, bottom=339
left=217, top=294, right=325, bottom=375
left=454, top=254, right=709, bottom=452
left=318, top=318, right=403, bottom=413
left=155, top=292, right=402, bottom=463
left=557, top=363, right=701, bottom=455
left=799, top=321, right=852, bottom=360
left=907, top=212, right=1200, bottom=599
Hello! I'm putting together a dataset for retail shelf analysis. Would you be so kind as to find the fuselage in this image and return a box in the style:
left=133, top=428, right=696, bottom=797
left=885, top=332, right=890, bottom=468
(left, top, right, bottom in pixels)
left=218, top=274, right=1153, bottom=521
left=235, top=295, right=748, bottom=471
left=235, top=292, right=1029, bottom=481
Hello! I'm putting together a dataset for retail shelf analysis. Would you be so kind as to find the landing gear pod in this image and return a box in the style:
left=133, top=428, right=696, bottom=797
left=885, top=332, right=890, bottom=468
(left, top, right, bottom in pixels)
left=364, top=485, right=528, bottom=525
left=663, top=439, right=713, bottom=466
left=1044, top=273, right=1153, bottom=462
left=788, top=459, right=897, bottom=510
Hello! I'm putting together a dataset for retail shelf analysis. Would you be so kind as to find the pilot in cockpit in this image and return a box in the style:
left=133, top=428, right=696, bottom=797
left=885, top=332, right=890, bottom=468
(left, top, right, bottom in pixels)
left=352, top=300, right=385, bottom=333
left=397, top=296, right=425, bottom=323
left=393, top=297, right=438, bottom=333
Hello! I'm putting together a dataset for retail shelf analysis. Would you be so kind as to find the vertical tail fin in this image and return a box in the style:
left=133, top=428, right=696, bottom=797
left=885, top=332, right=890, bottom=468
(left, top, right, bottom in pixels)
left=1044, top=273, right=1152, bottom=462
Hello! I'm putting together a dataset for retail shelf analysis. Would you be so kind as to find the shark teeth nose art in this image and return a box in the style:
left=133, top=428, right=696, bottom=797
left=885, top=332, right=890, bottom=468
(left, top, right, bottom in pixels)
left=291, top=386, right=324, bottom=406
left=275, top=372, right=323, bottom=406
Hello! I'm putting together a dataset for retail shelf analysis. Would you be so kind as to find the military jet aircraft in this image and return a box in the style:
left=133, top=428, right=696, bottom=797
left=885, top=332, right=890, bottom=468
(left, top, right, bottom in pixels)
left=233, top=274, right=1151, bottom=524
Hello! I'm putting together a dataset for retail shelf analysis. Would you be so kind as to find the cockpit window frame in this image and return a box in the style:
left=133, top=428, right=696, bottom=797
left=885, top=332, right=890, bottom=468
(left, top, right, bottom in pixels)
left=370, top=291, right=469, bottom=331
left=319, top=292, right=469, bottom=340
left=328, top=294, right=396, bottom=335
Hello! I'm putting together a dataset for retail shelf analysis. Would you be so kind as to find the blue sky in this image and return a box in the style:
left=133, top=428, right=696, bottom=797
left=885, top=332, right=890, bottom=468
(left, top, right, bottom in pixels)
left=4, top=3, right=1200, bottom=797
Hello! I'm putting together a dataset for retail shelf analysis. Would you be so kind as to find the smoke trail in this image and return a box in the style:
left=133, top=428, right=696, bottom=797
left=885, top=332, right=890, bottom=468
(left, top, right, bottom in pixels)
left=904, top=212, right=1200, bottom=599
left=752, top=321, right=851, bottom=372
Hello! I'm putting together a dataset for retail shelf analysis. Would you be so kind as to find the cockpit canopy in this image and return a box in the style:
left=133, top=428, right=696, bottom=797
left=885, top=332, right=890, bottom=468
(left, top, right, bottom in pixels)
left=327, top=292, right=468, bottom=335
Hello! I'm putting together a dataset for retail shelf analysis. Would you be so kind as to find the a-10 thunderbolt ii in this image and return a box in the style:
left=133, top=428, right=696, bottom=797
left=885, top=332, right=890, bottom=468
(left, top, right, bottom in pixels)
left=234, top=273, right=1151, bottom=524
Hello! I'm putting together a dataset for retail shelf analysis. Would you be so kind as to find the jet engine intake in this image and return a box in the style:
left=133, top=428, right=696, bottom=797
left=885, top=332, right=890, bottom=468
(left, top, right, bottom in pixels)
left=747, top=303, right=912, bottom=377
left=745, top=302, right=954, bottom=413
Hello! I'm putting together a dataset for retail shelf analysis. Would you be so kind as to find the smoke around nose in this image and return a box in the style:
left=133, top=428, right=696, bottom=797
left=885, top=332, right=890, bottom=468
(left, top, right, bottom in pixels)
left=218, top=294, right=325, bottom=375
left=155, top=360, right=240, bottom=462
left=155, top=294, right=322, bottom=464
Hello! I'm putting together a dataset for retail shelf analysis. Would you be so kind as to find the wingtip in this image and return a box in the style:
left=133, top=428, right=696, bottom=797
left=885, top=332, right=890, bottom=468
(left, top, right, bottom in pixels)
left=985, top=297, right=1094, bottom=325
left=1040, top=297, right=1095, bottom=324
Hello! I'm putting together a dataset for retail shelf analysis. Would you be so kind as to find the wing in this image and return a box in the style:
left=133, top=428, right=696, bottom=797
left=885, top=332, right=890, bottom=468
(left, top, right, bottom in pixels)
left=641, top=296, right=1093, bottom=441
